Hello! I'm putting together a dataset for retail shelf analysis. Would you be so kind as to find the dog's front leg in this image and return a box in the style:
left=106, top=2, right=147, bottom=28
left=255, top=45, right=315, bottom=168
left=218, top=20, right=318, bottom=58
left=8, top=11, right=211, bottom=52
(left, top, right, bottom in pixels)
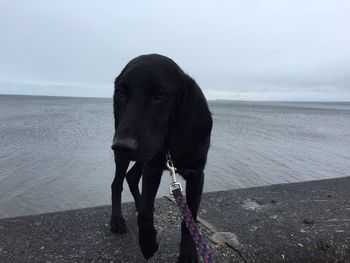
left=137, top=161, right=163, bottom=259
left=125, top=161, right=143, bottom=210
left=110, top=155, right=130, bottom=233
left=178, top=171, right=204, bottom=263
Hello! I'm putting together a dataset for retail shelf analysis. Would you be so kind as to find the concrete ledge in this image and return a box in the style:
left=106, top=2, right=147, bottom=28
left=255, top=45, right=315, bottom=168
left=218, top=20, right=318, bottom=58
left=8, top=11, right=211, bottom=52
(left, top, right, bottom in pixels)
left=0, top=177, right=349, bottom=262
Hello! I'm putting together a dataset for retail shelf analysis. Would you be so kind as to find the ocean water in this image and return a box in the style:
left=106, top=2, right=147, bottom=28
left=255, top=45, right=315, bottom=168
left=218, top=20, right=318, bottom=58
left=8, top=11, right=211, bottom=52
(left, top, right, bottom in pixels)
left=0, top=95, right=349, bottom=218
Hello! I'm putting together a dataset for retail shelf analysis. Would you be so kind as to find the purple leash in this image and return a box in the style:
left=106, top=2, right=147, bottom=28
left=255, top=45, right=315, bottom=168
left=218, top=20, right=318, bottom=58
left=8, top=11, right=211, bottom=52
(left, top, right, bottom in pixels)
left=166, top=156, right=217, bottom=263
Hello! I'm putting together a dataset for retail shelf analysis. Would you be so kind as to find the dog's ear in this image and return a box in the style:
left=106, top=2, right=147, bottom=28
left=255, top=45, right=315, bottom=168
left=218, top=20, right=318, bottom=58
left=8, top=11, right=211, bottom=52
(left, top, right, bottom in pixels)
left=113, top=74, right=123, bottom=131
left=170, top=73, right=212, bottom=149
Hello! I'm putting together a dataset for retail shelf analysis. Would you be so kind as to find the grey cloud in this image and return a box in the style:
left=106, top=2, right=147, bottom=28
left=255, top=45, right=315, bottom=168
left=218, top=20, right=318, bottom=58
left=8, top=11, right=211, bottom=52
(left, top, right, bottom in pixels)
left=0, top=0, right=349, bottom=100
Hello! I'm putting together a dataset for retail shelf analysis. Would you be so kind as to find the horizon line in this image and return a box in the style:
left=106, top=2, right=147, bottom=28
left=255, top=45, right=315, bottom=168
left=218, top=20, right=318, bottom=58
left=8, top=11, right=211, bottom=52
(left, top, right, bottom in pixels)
left=0, top=93, right=349, bottom=103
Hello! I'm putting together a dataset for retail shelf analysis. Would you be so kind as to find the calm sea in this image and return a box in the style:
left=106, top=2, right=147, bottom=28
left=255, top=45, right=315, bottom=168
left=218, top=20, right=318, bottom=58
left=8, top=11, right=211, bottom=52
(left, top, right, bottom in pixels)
left=0, top=95, right=349, bottom=218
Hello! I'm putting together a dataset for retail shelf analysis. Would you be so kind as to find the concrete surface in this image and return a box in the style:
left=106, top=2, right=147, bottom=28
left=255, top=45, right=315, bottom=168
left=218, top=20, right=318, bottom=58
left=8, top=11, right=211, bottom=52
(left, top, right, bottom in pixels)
left=198, top=176, right=350, bottom=262
left=1, top=176, right=349, bottom=262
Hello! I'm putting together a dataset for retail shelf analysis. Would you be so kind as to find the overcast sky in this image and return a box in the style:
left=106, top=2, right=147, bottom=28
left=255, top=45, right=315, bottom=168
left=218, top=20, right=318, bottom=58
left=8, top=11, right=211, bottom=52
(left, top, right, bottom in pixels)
left=0, top=0, right=349, bottom=101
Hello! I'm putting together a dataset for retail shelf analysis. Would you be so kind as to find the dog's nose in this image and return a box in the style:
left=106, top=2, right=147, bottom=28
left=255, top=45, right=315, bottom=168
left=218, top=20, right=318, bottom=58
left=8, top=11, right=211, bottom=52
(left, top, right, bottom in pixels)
left=111, top=138, right=138, bottom=153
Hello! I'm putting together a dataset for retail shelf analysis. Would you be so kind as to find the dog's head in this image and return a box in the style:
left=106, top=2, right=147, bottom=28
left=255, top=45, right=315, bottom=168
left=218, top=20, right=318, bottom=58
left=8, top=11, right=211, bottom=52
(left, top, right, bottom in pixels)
left=112, top=54, right=212, bottom=161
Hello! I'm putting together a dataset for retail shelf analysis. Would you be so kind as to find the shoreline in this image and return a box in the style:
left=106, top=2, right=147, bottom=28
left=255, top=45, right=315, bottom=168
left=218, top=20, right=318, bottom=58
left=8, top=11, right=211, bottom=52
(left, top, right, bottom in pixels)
left=1, top=176, right=349, bottom=262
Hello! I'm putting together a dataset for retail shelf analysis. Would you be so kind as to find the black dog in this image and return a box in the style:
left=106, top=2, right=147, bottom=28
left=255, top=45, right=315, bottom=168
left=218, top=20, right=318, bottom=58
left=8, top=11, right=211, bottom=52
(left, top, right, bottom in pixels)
left=110, top=54, right=212, bottom=262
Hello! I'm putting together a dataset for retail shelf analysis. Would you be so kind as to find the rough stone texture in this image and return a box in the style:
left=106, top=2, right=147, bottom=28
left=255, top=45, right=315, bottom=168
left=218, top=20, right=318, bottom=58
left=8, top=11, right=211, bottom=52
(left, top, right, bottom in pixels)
left=1, top=176, right=349, bottom=262
left=199, top=176, right=350, bottom=262
left=0, top=197, right=239, bottom=263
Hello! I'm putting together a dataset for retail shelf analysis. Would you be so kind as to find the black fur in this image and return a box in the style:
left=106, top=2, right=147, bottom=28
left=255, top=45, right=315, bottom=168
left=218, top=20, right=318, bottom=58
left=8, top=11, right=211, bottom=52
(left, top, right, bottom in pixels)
left=110, top=54, right=212, bottom=262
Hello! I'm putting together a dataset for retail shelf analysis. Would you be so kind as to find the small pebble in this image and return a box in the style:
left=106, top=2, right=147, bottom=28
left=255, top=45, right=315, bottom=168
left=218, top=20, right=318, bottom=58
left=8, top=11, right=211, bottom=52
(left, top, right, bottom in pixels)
left=303, top=218, right=315, bottom=225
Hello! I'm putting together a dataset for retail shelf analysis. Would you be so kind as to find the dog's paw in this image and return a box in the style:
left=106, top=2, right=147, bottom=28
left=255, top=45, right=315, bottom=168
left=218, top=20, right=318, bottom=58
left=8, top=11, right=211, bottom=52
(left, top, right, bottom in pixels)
left=177, top=251, right=199, bottom=263
left=110, top=216, right=127, bottom=234
left=139, top=227, right=159, bottom=259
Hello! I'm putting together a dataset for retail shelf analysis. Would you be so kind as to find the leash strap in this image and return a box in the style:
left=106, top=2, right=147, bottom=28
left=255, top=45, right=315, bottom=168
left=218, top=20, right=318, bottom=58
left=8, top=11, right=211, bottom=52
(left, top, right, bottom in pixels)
left=172, top=188, right=217, bottom=263
left=166, top=154, right=217, bottom=263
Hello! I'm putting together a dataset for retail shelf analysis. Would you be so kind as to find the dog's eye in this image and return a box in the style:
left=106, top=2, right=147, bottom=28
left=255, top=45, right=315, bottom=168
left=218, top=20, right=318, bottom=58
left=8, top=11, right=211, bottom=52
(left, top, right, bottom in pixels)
left=153, top=89, right=167, bottom=101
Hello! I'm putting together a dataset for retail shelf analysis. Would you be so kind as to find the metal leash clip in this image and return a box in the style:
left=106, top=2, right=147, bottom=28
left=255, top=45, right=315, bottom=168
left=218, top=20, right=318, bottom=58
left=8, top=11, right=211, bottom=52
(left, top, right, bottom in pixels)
left=166, top=159, right=183, bottom=195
